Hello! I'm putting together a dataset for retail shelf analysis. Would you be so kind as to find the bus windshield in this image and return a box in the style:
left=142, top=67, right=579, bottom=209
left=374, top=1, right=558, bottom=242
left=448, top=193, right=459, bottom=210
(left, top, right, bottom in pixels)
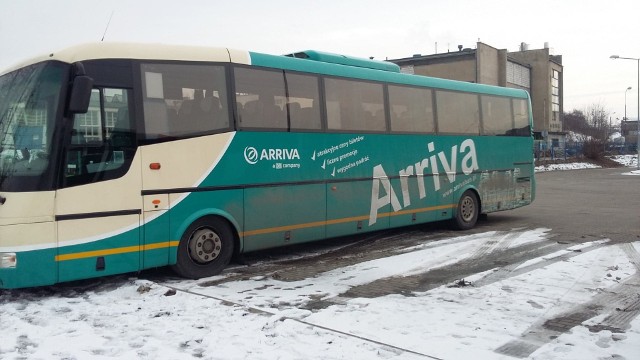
left=0, top=62, right=66, bottom=192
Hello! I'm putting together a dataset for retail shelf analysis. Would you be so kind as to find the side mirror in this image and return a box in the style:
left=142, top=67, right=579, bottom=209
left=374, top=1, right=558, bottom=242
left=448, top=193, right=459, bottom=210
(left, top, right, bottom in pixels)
left=67, top=75, right=94, bottom=114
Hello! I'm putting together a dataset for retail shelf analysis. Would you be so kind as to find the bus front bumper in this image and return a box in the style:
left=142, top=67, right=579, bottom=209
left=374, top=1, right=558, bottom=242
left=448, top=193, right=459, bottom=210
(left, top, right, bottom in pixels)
left=0, top=221, right=57, bottom=289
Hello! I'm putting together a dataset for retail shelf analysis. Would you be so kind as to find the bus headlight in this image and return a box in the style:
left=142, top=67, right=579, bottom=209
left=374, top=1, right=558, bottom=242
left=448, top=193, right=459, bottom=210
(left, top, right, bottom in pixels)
left=0, top=253, right=17, bottom=268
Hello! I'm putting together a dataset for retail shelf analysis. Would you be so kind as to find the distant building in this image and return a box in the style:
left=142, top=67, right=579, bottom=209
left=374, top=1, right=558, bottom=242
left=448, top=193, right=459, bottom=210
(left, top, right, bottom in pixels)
left=621, top=120, right=639, bottom=150
left=390, top=42, right=564, bottom=149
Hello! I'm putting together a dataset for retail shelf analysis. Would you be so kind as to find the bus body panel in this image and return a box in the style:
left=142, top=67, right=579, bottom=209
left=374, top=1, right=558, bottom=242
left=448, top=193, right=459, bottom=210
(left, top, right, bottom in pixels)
left=139, top=133, right=239, bottom=265
left=0, top=191, right=55, bottom=236
left=54, top=152, right=144, bottom=284
left=142, top=193, right=170, bottom=269
left=192, top=132, right=533, bottom=251
left=243, top=184, right=326, bottom=252
left=56, top=216, right=141, bottom=283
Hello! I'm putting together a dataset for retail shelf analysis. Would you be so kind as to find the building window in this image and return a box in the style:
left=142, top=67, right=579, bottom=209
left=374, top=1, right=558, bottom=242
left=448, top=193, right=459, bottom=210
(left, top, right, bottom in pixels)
left=551, top=69, right=560, bottom=113
left=507, top=61, right=530, bottom=89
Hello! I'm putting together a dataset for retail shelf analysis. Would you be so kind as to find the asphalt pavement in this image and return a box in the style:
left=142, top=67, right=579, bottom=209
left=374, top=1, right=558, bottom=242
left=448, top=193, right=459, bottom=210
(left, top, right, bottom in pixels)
left=478, top=167, right=640, bottom=244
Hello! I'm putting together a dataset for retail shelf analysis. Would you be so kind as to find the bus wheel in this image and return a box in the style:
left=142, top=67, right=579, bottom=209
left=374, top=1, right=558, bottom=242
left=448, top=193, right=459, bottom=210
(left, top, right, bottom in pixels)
left=172, top=217, right=234, bottom=279
left=451, top=190, right=479, bottom=230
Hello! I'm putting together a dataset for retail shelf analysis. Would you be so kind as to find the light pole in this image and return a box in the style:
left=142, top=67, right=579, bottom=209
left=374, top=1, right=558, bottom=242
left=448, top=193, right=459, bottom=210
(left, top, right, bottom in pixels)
left=611, top=55, right=640, bottom=169
left=625, top=86, right=632, bottom=120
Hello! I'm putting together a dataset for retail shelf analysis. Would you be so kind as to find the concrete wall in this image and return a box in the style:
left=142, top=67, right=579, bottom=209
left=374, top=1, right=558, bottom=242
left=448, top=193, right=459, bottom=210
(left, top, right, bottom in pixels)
left=413, top=58, right=476, bottom=82
left=476, top=43, right=506, bottom=86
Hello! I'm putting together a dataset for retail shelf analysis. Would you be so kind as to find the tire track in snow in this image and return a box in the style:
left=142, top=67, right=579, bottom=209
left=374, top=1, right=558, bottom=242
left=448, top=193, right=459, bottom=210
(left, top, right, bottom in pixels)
left=335, top=230, right=561, bottom=300
left=198, top=228, right=489, bottom=287
left=494, top=242, right=640, bottom=358
left=472, top=241, right=608, bottom=288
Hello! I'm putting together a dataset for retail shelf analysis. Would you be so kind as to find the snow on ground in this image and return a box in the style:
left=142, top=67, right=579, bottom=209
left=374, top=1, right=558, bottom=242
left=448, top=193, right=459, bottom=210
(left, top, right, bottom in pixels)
left=611, top=154, right=639, bottom=168
left=1, top=229, right=639, bottom=360
left=535, top=154, right=639, bottom=174
left=535, top=162, right=600, bottom=172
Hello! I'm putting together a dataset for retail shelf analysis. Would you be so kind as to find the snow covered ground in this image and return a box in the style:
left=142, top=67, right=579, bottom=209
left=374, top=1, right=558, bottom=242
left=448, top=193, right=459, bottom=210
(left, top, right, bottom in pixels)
left=612, top=155, right=640, bottom=175
left=611, top=154, right=639, bottom=168
left=535, top=154, right=639, bottom=174
left=535, top=162, right=601, bottom=172
left=1, top=228, right=639, bottom=360
left=1, top=159, right=638, bottom=360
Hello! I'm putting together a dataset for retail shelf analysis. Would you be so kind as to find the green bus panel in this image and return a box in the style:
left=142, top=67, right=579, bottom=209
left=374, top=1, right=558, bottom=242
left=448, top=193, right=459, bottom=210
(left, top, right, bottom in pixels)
left=143, top=209, right=170, bottom=269
left=243, top=184, right=326, bottom=252
left=387, top=175, right=446, bottom=228
left=326, top=179, right=389, bottom=238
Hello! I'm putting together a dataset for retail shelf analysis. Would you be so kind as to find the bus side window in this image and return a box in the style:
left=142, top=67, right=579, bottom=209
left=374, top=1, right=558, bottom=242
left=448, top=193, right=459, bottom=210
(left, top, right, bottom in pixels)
left=324, top=78, right=386, bottom=132
left=284, top=72, right=322, bottom=131
left=234, top=67, right=288, bottom=130
left=388, top=85, right=435, bottom=133
left=481, top=95, right=512, bottom=136
left=141, top=63, right=230, bottom=139
left=435, top=90, right=480, bottom=135
left=511, top=99, right=531, bottom=136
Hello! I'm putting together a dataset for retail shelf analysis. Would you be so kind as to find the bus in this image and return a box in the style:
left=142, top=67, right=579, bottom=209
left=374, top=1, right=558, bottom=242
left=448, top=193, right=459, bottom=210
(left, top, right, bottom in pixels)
left=0, top=43, right=534, bottom=289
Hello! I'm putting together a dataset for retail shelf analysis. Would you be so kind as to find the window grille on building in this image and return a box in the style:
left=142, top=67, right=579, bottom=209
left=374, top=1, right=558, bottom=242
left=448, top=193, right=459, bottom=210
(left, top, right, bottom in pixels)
left=507, top=61, right=530, bottom=88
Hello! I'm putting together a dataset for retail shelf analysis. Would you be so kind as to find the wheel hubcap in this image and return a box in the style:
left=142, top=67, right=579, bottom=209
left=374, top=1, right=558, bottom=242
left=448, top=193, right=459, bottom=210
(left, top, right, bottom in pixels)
left=460, top=196, right=475, bottom=222
left=188, top=228, right=222, bottom=264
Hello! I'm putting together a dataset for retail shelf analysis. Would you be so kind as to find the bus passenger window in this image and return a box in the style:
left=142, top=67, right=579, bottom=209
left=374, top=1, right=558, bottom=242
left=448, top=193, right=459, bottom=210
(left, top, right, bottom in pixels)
left=481, top=95, right=512, bottom=136
left=234, top=67, right=288, bottom=130
left=388, top=85, right=435, bottom=133
left=324, top=78, right=386, bottom=132
left=284, top=72, right=322, bottom=130
left=141, top=63, right=230, bottom=139
left=511, top=99, right=531, bottom=136
left=435, top=91, right=480, bottom=135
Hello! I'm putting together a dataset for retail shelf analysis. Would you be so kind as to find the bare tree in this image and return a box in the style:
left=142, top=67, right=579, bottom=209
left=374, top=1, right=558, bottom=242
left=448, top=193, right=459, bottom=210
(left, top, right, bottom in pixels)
left=564, top=104, right=613, bottom=160
left=583, top=103, right=610, bottom=143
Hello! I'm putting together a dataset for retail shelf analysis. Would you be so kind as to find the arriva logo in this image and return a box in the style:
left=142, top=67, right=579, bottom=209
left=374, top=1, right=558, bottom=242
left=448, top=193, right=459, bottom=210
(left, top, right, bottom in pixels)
left=244, top=147, right=259, bottom=164
left=244, top=146, right=300, bottom=164
left=369, top=139, right=479, bottom=225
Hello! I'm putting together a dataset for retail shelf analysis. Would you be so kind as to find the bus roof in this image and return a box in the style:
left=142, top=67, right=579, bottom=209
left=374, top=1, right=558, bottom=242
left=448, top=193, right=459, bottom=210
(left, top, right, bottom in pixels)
left=0, top=42, right=250, bottom=75
left=2, top=42, right=529, bottom=99
left=285, top=50, right=400, bottom=73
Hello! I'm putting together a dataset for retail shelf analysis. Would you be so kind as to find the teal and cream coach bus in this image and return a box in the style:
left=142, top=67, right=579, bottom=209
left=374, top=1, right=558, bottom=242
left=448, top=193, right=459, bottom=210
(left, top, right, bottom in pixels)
left=0, top=43, right=534, bottom=289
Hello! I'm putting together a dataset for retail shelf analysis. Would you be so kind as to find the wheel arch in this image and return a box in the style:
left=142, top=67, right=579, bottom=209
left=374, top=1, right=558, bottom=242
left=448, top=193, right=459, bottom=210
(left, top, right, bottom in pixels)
left=172, top=208, right=242, bottom=257
left=454, top=185, right=482, bottom=215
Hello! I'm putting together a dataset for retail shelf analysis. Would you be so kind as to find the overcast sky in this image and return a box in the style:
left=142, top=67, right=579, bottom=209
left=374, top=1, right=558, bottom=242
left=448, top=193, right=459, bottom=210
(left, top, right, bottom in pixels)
left=1, top=0, right=639, bottom=122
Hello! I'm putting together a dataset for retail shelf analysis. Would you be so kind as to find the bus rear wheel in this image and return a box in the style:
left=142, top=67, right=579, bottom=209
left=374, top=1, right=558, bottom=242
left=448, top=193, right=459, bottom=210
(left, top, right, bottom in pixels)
left=172, top=216, right=234, bottom=279
left=451, top=190, right=479, bottom=230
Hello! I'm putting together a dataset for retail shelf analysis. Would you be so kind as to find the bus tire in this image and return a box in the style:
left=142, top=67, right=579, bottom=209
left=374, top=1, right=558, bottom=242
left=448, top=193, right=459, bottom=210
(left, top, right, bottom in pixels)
left=451, top=190, right=479, bottom=230
left=172, top=216, right=234, bottom=279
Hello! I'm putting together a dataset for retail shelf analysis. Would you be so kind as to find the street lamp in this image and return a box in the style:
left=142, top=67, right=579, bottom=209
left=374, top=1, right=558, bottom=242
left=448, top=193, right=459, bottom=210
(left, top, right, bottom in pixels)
left=625, top=86, right=632, bottom=120
left=611, top=55, right=640, bottom=169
